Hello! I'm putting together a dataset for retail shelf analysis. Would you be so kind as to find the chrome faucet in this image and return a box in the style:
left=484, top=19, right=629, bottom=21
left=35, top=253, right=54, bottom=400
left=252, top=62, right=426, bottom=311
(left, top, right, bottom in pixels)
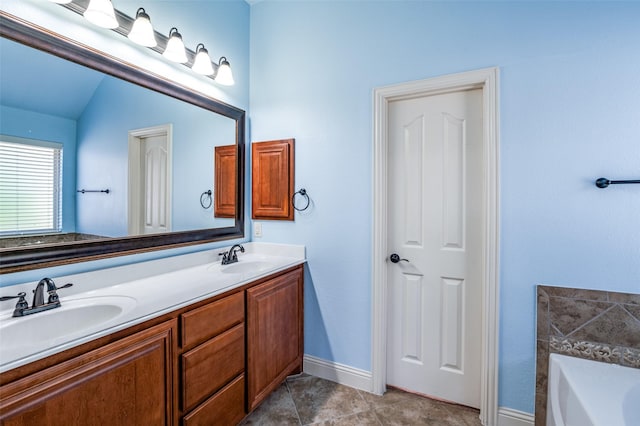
left=0, top=278, right=73, bottom=317
left=219, top=244, right=245, bottom=265
left=32, top=277, right=56, bottom=308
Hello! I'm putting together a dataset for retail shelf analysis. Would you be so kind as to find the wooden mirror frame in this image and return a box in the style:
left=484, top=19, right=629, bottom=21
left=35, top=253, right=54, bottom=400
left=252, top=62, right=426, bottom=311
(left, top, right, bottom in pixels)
left=0, top=12, right=245, bottom=273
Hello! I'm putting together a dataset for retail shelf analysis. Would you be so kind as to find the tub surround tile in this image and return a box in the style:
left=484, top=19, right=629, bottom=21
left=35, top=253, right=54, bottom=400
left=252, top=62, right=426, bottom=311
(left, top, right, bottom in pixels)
left=624, top=304, right=640, bottom=322
left=568, top=305, right=640, bottom=348
left=534, top=391, right=546, bottom=426
left=548, top=297, right=610, bottom=336
left=549, top=323, right=563, bottom=337
left=535, top=340, right=549, bottom=395
left=609, top=292, right=640, bottom=305
left=536, top=285, right=640, bottom=426
left=536, top=288, right=550, bottom=339
left=543, top=286, right=609, bottom=302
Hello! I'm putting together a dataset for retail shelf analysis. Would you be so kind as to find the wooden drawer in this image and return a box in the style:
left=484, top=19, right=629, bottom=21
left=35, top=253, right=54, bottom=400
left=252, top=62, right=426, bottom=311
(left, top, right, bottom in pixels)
left=181, top=291, right=244, bottom=349
left=181, top=323, right=244, bottom=412
left=183, top=374, right=245, bottom=426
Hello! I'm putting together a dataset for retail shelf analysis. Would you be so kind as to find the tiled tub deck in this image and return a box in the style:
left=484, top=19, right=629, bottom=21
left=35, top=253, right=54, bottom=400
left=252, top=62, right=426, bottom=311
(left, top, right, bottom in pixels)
left=536, top=286, right=640, bottom=426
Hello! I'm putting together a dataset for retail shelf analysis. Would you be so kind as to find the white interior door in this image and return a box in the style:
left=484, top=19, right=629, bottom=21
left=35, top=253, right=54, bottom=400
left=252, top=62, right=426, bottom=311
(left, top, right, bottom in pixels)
left=386, top=88, right=483, bottom=408
left=141, top=134, right=169, bottom=234
left=128, top=125, right=172, bottom=236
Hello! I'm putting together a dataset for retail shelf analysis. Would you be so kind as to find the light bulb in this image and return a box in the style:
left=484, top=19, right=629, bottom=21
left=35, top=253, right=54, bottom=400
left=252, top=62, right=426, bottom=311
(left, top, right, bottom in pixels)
left=215, top=57, right=234, bottom=86
left=192, top=44, right=214, bottom=75
left=128, top=8, right=156, bottom=47
left=163, top=28, right=188, bottom=63
left=83, top=0, right=119, bottom=29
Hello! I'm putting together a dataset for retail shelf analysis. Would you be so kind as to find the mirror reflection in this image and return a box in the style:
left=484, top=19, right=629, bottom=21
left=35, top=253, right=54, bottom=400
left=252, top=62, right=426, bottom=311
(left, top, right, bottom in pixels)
left=0, top=37, right=237, bottom=249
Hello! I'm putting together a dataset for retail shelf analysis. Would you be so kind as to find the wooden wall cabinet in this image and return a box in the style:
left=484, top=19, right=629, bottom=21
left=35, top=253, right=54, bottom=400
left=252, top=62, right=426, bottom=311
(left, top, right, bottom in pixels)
left=246, top=267, right=304, bottom=410
left=251, top=139, right=295, bottom=220
left=0, top=321, right=177, bottom=426
left=214, top=145, right=237, bottom=218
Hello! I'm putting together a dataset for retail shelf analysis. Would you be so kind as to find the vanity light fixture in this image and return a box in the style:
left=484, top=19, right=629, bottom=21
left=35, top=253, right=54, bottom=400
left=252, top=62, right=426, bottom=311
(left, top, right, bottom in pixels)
left=54, top=2, right=235, bottom=85
left=128, top=8, right=156, bottom=47
left=215, top=57, right=235, bottom=86
left=163, top=27, right=188, bottom=63
left=192, top=44, right=214, bottom=75
left=83, top=0, right=119, bottom=29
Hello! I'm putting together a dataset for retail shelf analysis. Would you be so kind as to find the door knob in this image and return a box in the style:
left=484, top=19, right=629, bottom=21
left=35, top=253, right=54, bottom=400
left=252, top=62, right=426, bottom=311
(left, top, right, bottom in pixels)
left=389, top=253, right=409, bottom=263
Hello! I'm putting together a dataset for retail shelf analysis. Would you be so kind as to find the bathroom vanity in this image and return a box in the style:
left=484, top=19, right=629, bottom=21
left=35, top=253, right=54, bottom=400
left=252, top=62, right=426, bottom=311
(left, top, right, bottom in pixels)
left=0, top=243, right=304, bottom=425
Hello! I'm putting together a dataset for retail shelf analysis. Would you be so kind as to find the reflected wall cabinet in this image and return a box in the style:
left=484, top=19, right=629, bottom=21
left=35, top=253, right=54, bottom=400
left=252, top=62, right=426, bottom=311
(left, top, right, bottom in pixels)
left=251, top=139, right=295, bottom=221
left=214, top=145, right=237, bottom=218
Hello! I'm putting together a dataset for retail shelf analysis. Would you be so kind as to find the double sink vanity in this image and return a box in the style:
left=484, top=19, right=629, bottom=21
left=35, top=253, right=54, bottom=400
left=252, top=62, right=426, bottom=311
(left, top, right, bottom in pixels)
left=0, top=242, right=305, bottom=425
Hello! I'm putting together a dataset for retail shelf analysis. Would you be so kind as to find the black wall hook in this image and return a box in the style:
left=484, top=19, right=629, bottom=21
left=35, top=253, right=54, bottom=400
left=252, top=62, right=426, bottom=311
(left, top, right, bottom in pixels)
left=595, top=177, right=640, bottom=188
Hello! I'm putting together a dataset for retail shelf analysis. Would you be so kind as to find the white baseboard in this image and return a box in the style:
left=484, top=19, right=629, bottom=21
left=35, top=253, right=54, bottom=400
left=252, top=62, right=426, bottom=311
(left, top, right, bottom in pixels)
left=303, top=355, right=534, bottom=426
left=497, top=407, right=534, bottom=426
left=302, top=354, right=373, bottom=393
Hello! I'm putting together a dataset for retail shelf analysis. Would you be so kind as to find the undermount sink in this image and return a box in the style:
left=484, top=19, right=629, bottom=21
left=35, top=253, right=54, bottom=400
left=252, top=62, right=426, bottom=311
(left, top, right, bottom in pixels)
left=220, top=260, right=275, bottom=274
left=0, top=296, right=137, bottom=352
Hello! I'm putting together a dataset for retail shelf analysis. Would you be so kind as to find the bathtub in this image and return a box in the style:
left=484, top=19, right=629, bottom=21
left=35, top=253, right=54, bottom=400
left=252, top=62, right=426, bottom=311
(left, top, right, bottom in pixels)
left=547, top=353, right=640, bottom=426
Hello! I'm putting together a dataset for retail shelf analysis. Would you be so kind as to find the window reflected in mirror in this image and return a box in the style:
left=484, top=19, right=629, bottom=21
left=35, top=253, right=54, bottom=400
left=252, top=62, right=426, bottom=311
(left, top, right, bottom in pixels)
left=0, top=136, right=63, bottom=236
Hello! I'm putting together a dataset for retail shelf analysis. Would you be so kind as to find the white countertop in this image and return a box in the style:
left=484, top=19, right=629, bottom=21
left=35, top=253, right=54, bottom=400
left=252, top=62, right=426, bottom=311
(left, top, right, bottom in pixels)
left=0, top=242, right=305, bottom=373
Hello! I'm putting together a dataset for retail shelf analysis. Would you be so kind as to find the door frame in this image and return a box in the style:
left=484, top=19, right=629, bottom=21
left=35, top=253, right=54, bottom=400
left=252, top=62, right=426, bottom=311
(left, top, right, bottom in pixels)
left=372, top=67, right=500, bottom=425
left=128, top=124, right=173, bottom=235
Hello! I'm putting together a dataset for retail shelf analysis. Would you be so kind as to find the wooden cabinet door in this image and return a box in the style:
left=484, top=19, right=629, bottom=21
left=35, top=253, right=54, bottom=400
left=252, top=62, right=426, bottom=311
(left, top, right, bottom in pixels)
left=214, top=144, right=237, bottom=218
left=251, top=139, right=295, bottom=220
left=246, top=267, right=303, bottom=410
left=0, top=321, right=176, bottom=426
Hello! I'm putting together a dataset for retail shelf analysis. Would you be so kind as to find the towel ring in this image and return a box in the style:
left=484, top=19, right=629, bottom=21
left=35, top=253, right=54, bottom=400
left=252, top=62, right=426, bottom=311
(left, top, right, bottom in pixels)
left=200, top=190, right=212, bottom=209
left=291, top=188, right=310, bottom=211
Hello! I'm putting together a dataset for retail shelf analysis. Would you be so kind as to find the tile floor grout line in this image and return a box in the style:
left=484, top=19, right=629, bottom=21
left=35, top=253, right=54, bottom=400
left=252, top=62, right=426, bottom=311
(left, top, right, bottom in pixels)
left=285, top=378, right=304, bottom=426
left=355, top=388, right=384, bottom=425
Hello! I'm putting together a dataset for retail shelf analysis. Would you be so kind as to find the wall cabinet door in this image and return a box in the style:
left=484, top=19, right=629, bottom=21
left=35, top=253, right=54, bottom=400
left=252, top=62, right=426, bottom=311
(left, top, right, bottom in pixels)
left=0, top=320, right=176, bottom=426
left=246, top=267, right=303, bottom=410
left=251, top=139, right=295, bottom=220
left=214, top=144, right=237, bottom=218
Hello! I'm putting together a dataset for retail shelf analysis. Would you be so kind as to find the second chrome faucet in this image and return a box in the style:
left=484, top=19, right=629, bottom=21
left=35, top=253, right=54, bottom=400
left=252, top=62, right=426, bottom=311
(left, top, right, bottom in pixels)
left=219, top=244, right=245, bottom=265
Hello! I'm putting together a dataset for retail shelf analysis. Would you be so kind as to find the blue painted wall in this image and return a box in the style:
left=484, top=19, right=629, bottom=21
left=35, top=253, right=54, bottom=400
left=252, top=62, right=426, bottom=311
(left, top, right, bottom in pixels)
left=0, top=105, right=77, bottom=233
left=76, top=75, right=235, bottom=237
left=249, top=0, right=640, bottom=414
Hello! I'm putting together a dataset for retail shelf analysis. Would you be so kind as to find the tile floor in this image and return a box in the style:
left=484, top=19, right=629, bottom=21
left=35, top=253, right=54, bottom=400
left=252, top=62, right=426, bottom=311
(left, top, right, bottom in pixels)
left=240, top=374, right=482, bottom=425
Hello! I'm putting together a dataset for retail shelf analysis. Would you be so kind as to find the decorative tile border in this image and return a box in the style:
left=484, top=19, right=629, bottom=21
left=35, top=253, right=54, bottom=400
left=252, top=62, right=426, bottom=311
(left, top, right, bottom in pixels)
left=623, top=348, right=640, bottom=368
left=549, top=336, right=622, bottom=363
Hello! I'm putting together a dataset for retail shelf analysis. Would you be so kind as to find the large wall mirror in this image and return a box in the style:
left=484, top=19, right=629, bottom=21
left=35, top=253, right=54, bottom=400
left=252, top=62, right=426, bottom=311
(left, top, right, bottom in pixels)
left=0, top=12, right=245, bottom=273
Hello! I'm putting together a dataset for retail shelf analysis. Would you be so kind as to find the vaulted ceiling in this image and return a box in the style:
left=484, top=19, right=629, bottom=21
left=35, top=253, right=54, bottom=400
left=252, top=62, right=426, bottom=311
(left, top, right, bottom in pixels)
left=1, top=37, right=105, bottom=120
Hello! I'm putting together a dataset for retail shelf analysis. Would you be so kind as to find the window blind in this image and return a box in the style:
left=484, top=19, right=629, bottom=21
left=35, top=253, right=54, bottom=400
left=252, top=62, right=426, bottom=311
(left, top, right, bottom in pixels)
left=0, top=136, right=63, bottom=235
